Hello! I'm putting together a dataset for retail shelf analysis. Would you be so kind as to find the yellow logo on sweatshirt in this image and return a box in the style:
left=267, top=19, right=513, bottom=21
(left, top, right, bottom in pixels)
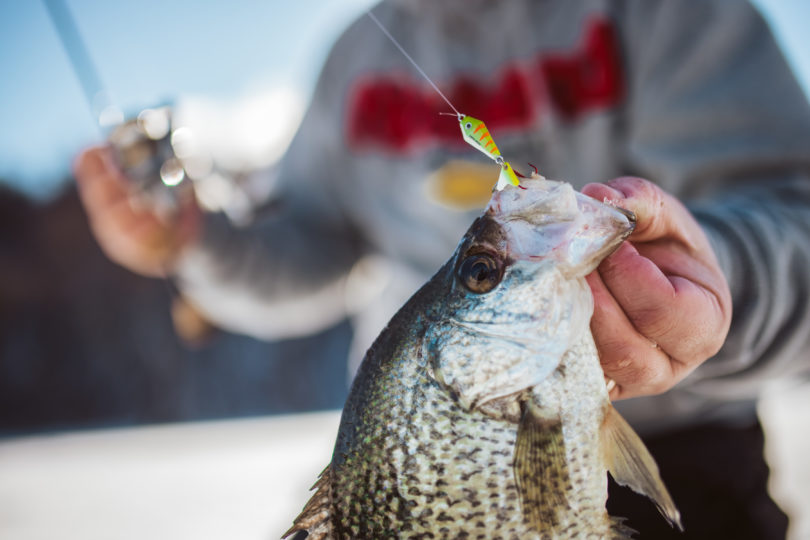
left=425, top=160, right=500, bottom=211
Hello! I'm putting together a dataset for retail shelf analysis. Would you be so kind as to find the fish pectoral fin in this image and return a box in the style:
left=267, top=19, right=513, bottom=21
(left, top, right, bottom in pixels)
left=601, top=405, right=683, bottom=531
left=283, top=464, right=333, bottom=540
left=514, top=401, right=568, bottom=532
left=609, top=516, right=638, bottom=540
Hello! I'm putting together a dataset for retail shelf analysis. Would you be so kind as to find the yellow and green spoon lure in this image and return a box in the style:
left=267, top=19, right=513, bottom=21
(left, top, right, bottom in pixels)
left=456, top=114, right=522, bottom=190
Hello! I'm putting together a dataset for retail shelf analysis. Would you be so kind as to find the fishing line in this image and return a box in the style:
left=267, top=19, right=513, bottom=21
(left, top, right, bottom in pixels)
left=366, top=9, right=526, bottom=190
left=366, top=10, right=461, bottom=117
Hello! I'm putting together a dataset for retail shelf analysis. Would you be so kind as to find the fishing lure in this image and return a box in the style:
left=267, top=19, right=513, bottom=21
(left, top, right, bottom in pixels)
left=367, top=11, right=524, bottom=191
left=456, top=113, right=521, bottom=190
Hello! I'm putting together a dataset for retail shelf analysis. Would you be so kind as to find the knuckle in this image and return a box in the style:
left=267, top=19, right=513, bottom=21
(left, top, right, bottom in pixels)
left=600, top=339, right=664, bottom=385
left=645, top=367, right=674, bottom=394
left=602, top=336, right=676, bottom=395
left=691, top=331, right=725, bottom=363
left=634, top=352, right=664, bottom=382
left=623, top=352, right=673, bottom=396
left=626, top=305, right=676, bottom=340
left=597, top=337, right=635, bottom=371
left=676, top=314, right=728, bottom=366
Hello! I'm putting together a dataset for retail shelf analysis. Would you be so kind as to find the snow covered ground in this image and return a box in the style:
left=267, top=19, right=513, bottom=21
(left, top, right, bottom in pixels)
left=0, top=381, right=808, bottom=540
left=0, top=411, right=339, bottom=540
left=760, top=380, right=810, bottom=540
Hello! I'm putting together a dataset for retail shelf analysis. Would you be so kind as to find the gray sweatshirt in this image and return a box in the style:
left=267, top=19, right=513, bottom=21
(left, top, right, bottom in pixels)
left=176, top=0, right=810, bottom=434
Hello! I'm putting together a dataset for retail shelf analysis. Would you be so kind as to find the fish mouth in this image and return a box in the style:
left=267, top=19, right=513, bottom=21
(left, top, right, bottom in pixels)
left=609, top=203, right=637, bottom=241
left=481, top=179, right=636, bottom=273
left=617, top=206, right=637, bottom=226
left=601, top=203, right=636, bottom=260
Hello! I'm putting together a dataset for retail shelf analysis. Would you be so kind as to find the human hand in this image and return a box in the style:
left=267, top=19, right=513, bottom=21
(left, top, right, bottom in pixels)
left=74, top=146, right=201, bottom=278
left=581, top=177, right=732, bottom=400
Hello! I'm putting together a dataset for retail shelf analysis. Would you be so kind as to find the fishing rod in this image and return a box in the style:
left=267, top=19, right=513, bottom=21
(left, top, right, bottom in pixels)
left=43, top=0, right=201, bottom=318
left=42, top=0, right=118, bottom=127
left=43, top=0, right=187, bottom=214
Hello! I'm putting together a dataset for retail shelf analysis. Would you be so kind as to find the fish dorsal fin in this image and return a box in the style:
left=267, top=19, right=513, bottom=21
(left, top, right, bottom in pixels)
left=600, top=405, right=683, bottom=531
left=283, top=464, right=333, bottom=540
left=514, top=401, right=569, bottom=533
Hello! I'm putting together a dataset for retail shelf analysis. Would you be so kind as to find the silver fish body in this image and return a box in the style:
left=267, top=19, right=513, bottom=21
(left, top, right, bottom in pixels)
left=287, top=177, right=681, bottom=539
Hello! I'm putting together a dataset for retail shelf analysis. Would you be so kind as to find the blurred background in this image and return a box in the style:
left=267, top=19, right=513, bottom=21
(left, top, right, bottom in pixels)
left=0, top=0, right=808, bottom=539
left=0, top=0, right=384, bottom=435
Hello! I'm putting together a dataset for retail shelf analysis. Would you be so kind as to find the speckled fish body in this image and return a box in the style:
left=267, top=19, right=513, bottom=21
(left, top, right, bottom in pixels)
left=287, top=177, right=681, bottom=539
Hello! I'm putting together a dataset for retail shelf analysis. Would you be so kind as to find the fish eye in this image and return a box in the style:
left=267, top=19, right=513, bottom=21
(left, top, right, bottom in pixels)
left=465, top=122, right=472, bottom=129
left=457, top=253, right=502, bottom=294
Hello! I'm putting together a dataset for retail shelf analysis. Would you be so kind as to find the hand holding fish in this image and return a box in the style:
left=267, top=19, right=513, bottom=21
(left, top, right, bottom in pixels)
left=288, top=177, right=683, bottom=538
left=582, top=177, right=733, bottom=400
left=74, top=146, right=201, bottom=278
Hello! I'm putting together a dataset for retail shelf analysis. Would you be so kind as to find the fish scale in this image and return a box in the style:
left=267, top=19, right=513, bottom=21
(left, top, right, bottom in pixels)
left=307, top=312, right=621, bottom=538
left=286, top=177, right=681, bottom=539
left=331, top=308, right=527, bottom=538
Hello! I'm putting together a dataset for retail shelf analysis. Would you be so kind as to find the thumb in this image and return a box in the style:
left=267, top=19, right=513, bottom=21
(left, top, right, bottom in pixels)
left=582, top=177, right=698, bottom=249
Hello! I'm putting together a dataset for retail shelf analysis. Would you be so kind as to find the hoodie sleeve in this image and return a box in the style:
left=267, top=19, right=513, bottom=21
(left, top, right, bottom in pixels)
left=173, top=25, right=370, bottom=340
left=619, top=0, right=810, bottom=397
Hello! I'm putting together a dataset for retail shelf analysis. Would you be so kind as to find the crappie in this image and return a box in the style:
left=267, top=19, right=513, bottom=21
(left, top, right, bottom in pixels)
left=286, top=177, right=682, bottom=539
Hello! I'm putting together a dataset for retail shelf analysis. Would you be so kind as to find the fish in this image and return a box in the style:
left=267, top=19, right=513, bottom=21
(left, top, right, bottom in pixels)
left=285, top=175, right=682, bottom=539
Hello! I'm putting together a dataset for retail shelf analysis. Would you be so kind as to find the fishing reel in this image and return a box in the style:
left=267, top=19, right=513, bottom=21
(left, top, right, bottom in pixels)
left=107, top=104, right=258, bottom=224
left=107, top=105, right=196, bottom=217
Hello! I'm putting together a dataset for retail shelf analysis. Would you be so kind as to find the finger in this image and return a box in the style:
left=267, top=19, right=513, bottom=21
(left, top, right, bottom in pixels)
left=73, top=146, right=106, bottom=186
left=75, top=148, right=175, bottom=243
left=174, top=195, right=202, bottom=248
left=583, top=177, right=701, bottom=251
left=91, top=205, right=175, bottom=277
left=634, top=241, right=728, bottom=300
left=598, top=241, right=725, bottom=366
left=74, top=147, right=131, bottom=215
left=586, top=271, right=676, bottom=399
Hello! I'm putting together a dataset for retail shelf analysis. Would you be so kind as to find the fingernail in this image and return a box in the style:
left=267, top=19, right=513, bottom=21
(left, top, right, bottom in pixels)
left=604, top=176, right=644, bottom=197
left=602, top=184, right=627, bottom=202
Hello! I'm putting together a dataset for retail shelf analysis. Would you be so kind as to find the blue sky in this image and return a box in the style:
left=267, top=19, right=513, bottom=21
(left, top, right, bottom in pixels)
left=0, top=0, right=377, bottom=198
left=0, top=0, right=808, bottom=199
